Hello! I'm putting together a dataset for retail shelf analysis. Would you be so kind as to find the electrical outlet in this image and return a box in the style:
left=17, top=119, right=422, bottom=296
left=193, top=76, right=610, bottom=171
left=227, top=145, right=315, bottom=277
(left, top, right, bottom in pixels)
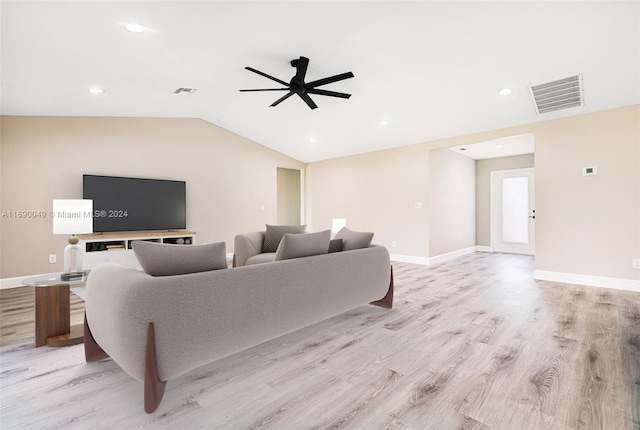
left=48, top=254, right=56, bottom=264
left=415, top=202, right=422, bottom=210
left=633, top=259, right=640, bottom=269
left=391, top=241, right=397, bottom=248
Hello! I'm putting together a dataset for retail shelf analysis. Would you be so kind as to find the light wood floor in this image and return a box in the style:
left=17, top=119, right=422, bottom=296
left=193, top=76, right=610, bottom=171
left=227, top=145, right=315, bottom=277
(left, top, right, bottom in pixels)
left=1, top=252, right=638, bottom=429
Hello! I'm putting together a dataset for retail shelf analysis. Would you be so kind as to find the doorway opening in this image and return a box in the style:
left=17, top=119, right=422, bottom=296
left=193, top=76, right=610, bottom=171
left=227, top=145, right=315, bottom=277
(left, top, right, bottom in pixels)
left=277, top=167, right=302, bottom=225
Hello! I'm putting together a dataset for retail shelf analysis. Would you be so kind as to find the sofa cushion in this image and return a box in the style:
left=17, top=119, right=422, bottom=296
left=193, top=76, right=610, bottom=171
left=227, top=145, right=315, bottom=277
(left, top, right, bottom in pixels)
left=132, top=241, right=227, bottom=276
left=245, top=252, right=277, bottom=266
left=275, top=230, right=331, bottom=261
left=328, top=238, right=343, bottom=253
left=262, top=224, right=307, bottom=253
left=334, top=227, right=374, bottom=251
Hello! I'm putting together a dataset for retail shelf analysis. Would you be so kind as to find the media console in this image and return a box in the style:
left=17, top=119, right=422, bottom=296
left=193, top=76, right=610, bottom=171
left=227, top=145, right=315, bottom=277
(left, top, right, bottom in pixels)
left=78, top=231, right=197, bottom=270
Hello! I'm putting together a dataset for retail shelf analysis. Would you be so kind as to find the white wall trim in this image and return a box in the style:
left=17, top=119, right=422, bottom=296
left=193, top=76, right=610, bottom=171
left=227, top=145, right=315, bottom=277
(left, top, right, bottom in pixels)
left=534, top=270, right=640, bottom=293
left=476, top=245, right=493, bottom=253
left=389, top=254, right=430, bottom=265
left=1, top=276, right=30, bottom=290
left=390, top=247, right=480, bottom=266
left=429, top=246, right=477, bottom=265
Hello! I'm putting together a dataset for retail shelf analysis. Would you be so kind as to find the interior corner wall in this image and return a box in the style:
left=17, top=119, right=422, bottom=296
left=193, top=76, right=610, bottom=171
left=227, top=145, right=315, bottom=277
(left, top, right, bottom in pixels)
left=475, top=154, right=535, bottom=247
left=428, top=148, right=476, bottom=257
left=305, top=145, right=430, bottom=258
left=306, top=104, right=639, bottom=283
left=0, top=116, right=304, bottom=278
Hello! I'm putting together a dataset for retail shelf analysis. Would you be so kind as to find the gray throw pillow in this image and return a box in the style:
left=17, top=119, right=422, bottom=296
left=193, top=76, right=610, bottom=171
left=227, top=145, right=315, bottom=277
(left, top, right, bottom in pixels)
left=334, top=227, right=374, bottom=251
left=262, top=224, right=307, bottom=253
left=274, top=230, right=331, bottom=261
left=328, top=238, right=343, bottom=253
left=132, top=241, right=227, bottom=276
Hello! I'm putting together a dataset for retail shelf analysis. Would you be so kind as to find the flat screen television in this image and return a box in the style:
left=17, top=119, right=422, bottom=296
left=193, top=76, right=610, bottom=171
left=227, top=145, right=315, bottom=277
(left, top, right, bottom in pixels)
left=83, top=175, right=186, bottom=233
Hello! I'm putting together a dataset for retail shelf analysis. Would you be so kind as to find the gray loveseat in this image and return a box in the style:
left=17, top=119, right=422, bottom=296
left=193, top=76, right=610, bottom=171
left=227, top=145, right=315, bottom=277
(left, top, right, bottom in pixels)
left=84, top=243, right=393, bottom=413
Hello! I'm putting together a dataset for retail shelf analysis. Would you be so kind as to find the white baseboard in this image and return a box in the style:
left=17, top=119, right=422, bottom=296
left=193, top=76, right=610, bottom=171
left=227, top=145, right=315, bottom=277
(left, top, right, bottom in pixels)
left=476, top=245, right=493, bottom=253
left=1, top=276, right=30, bottom=290
left=429, top=246, right=477, bottom=265
left=389, top=254, right=430, bottom=265
left=534, top=270, right=640, bottom=293
left=390, top=246, right=478, bottom=266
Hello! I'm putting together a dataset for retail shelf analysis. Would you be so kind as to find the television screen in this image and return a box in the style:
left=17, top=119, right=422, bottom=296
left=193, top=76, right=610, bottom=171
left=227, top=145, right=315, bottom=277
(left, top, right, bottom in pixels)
left=83, top=175, right=186, bottom=232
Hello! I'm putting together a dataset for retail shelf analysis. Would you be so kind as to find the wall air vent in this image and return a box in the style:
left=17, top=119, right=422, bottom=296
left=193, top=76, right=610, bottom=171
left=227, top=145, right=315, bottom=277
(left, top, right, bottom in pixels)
left=173, top=88, right=198, bottom=94
left=528, top=74, right=584, bottom=115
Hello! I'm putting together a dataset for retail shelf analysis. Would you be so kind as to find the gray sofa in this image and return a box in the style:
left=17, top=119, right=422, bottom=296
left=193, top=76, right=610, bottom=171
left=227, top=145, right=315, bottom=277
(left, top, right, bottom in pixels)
left=84, top=243, right=393, bottom=413
left=233, top=226, right=375, bottom=267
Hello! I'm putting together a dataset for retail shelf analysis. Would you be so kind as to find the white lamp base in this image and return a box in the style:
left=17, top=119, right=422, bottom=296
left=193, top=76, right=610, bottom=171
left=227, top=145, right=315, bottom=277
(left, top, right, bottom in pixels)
left=63, top=240, right=84, bottom=274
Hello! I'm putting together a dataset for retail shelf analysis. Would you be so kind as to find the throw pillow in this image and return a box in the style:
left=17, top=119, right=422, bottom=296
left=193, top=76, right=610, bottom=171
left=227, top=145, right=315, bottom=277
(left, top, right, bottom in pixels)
left=132, top=241, right=227, bottom=276
left=274, top=230, right=331, bottom=261
left=334, top=227, right=374, bottom=251
left=262, top=224, right=307, bottom=253
left=328, top=238, right=343, bottom=253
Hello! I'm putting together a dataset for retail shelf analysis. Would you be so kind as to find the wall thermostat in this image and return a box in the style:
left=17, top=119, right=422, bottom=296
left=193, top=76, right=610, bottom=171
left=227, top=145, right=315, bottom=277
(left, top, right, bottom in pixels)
left=582, top=166, right=597, bottom=176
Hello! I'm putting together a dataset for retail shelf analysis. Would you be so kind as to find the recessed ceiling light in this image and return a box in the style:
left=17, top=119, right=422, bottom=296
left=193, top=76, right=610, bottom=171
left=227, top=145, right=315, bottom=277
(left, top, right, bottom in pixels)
left=125, top=23, right=145, bottom=33
left=88, top=88, right=105, bottom=94
left=379, top=120, right=389, bottom=126
left=499, top=88, right=512, bottom=96
left=496, top=145, right=504, bottom=149
left=309, top=138, right=317, bottom=143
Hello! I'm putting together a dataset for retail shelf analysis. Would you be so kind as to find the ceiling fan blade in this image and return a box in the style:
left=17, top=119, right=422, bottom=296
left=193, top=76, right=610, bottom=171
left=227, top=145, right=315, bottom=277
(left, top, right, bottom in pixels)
left=306, top=88, right=351, bottom=99
left=270, top=91, right=295, bottom=107
left=239, top=88, right=289, bottom=92
left=244, top=67, right=289, bottom=86
left=306, top=72, right=354, bottom=89
left=295, top=56, right=309, bottom=82
left=298, top=92, right=318, bottom=110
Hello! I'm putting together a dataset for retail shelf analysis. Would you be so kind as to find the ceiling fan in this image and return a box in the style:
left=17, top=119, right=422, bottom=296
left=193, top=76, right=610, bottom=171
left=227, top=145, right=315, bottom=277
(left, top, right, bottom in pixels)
left=239, top=56, right=354, bottom=110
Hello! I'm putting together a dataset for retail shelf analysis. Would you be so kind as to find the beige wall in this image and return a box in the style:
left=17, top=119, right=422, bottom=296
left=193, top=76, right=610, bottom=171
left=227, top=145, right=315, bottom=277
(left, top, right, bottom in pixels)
left=306, top=145, right=430, bottom=257
left=429, top=148, right=476, bottom=257
left=2, top=105, right=638, bottom=282
left=535, top=107, right=639, bottom=280
left=0, top=116, right=304, bottom=277
left=475, top=154, right=535, bottom=247
left=307, top=105, right=639, bottom=281
left=277, top=167, right=301, bottom=225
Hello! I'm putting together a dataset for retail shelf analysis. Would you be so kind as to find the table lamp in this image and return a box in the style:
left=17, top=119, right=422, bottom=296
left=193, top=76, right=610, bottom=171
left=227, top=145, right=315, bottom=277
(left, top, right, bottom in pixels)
left=52, top=199, right=93, bottom=277
left=331, top=218, right=347, bottom=235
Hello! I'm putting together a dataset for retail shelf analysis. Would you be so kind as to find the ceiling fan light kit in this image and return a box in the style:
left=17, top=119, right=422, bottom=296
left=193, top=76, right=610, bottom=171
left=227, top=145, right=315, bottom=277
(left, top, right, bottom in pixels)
left=240, top=56, right=354, bottom=110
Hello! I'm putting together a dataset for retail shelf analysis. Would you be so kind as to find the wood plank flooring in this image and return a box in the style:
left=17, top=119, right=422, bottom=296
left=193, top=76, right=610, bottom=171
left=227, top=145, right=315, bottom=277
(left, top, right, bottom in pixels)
left=0, top=252, right=638, bottom=429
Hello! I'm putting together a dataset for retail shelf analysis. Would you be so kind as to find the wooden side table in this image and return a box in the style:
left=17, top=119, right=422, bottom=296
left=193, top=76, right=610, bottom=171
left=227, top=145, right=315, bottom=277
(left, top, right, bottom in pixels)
left=22, top=273, right=88, bottom=347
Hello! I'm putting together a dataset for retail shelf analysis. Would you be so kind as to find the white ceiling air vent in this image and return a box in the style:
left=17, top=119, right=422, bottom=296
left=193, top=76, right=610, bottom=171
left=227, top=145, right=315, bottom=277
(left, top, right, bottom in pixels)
left=173, top=88, right=198, bottom=94
left=528, top=74, right=584, bottom=115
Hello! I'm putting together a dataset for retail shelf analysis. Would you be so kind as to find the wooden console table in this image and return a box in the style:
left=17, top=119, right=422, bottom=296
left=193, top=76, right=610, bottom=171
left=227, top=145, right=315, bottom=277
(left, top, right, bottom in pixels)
left=22, top=272, right=88, bottom=347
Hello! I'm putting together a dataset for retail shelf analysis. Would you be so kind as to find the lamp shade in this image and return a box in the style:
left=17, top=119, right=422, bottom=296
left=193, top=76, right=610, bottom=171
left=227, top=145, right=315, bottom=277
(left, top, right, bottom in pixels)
left=52, top=199, right=93, bottom=235
left=331, top=218, right=347, bottom=234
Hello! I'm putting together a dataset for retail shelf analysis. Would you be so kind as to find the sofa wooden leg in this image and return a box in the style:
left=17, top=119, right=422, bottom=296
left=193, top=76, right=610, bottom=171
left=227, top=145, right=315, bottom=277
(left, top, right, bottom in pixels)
left=232, top=254, right=237, bottom=268
left=144, top=322, right=167, bottom=413
left=84, top=313, right=109, bottom=362
left=370, top=266, right=394, bottom=309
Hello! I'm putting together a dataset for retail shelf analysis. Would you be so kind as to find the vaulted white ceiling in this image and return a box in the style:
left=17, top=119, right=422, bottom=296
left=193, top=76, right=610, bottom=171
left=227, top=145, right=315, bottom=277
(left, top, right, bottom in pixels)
left=2, top=1, right=638, bottom=163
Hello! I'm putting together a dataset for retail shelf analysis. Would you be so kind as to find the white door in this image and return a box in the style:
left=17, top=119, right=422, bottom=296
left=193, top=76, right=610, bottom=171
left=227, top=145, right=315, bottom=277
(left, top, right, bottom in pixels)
left=491, top=168, right=535, bottom=255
